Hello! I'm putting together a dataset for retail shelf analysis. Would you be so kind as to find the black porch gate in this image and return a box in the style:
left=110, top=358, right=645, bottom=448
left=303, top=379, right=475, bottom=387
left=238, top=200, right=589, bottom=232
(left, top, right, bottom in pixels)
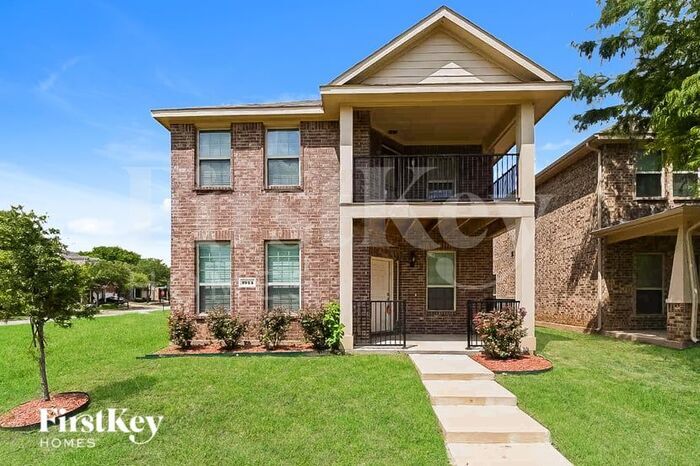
left=353, top=300, right=406, bottom=347
left=466, top=299, right=520, bottom=349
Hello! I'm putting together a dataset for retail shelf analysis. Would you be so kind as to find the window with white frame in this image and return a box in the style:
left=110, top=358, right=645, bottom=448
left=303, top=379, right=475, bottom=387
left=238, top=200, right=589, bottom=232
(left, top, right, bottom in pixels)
left=634, top=253, right=663, bottom=314
left=198, top=131, right=231, bottom=187
left=635, top=151, right=662, bottom=198
left=266, top=242, right=300, bottom=310
left=427, top=251, right=456, bottom=311
left=673, top=167, right=699, bottom=198
left=197, top=242, right=231, bottom=313
left=266, top=129, right=300, bottom=186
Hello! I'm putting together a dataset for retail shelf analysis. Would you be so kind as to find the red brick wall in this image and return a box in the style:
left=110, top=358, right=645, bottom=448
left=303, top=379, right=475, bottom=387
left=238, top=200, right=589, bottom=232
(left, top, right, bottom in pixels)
left=170, top=121, right=340, bottom=339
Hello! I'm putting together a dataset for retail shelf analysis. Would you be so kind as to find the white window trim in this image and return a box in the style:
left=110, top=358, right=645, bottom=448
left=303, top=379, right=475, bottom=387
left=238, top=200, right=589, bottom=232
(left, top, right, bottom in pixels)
left=265, top=128, right=301, bottom=188
left=265, top=240, right=302, bottom=311
left=633, top=252, right=665, bottom=316
left=196, top=241, right=232, bottom=315
left=671, top=169, right=700, bottom=200
left=426, top=250, right=456, bottom=312
left=197, top=130, right=232, bottom=188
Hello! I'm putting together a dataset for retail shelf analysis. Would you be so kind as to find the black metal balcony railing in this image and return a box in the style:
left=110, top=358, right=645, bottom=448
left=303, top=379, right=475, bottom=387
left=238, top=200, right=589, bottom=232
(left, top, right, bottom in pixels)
left=353, top=300, right=407, bottom=347
left=353, top=153, right=519, bottom=203
left=466, top=298, right=520, bottom=348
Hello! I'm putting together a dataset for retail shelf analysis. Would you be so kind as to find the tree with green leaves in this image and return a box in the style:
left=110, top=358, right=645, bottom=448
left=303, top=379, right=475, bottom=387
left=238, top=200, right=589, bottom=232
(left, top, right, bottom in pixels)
left=83, top=260, right=132, bottom=305
left=80, top=245, right=141, bottom=266
left=135, top=258, right=170, bottom=286
left=0, top=206, right=94, bottom=401
left=573, top=0, right=700, bottom=167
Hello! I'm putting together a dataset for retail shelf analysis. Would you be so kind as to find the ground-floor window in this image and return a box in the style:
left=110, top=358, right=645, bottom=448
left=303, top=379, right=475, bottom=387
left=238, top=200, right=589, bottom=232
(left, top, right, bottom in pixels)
left=634, top=253, right=663, bottom=314
left=266, top=241, right=300, bottom=311
left=197, top=242, right=231, bottom=313
left=427, top=251, right=455, bottom=311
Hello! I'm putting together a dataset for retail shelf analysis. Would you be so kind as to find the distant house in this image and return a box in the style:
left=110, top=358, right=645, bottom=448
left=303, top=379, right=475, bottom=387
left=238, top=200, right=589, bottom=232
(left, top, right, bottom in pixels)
left=63, top=251, right=93, bottom=266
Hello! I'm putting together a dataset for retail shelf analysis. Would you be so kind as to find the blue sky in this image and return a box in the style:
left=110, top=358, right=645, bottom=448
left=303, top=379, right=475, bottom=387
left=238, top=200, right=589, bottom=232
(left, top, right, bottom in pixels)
left=0, top=1, right=624, bottom=263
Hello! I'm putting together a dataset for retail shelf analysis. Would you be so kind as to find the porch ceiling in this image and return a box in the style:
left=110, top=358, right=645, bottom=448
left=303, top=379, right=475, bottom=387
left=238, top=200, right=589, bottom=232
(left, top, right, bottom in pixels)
left=375, top=217, right=506, bottom=244
left=592, top=206, right=700, bottom=244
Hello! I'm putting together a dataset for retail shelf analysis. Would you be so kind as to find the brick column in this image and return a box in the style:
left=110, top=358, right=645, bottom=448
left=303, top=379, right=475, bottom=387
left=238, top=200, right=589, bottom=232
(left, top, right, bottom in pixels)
left=667, top=303, right=692, bottom=342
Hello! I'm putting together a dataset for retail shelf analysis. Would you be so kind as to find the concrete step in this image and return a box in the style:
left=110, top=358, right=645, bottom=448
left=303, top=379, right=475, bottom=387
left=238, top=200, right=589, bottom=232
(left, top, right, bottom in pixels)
left=409, top=354, right=493, bottom=381
left=432, top=405, right=550, bottom=444
left=447, top=443, right=572, bottom=466
left=424, top=380, right=517, bottom=406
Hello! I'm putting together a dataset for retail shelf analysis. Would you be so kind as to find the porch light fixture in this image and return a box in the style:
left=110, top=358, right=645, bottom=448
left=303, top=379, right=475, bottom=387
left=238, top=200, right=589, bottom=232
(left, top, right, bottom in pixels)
left=409, top=251, right=417, bottom=268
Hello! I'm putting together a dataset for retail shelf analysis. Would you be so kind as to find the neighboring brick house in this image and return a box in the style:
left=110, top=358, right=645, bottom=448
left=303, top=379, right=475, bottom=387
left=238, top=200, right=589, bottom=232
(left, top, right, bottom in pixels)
left=153, top=6, right=571, bottom=348
left=494, top=132, right=700, bottom=346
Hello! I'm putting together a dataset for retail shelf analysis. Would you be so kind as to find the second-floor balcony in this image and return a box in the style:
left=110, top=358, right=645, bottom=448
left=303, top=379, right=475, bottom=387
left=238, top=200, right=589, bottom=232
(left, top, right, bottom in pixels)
left=353, top=153, right=518, bottom=203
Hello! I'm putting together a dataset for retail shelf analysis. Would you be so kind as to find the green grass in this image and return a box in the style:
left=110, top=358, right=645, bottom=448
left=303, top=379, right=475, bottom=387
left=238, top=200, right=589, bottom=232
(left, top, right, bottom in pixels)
left=0, top=313, right=448, bottom=466
left=498, top=327, right=700, bottom=466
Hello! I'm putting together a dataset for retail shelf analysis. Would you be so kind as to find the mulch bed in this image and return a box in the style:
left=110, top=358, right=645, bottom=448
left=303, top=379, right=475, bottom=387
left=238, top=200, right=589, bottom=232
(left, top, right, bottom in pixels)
left=471, top=353, right=553, bottom=374
left=154, top=342, right=316, bottom=356
left=0, top=392, right=90, bottom=430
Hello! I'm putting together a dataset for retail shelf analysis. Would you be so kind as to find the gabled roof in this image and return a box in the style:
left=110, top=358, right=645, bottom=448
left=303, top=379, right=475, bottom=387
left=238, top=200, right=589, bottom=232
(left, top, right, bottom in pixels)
left=329, top=6, right=562, bottom=86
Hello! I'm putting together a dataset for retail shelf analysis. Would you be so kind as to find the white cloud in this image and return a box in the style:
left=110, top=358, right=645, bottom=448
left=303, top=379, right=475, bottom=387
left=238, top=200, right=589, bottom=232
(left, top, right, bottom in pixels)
left=539, top=139, right=574, bottom=152
left=36, top=57, right=81, bottom=93
left=161, top=198, right=171, bottom=214
left=0, top=163, right=171, bottom=264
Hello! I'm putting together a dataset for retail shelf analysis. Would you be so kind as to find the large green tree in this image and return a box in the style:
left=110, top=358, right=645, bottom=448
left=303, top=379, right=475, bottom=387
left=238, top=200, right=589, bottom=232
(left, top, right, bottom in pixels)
left=573, top=0, right=700, bottom=166
left=83, top=260, right=132, bottom=304
left=0, top=207, right=93, bottom=400
left=135, top=258, right=170, bottom=286
left=80, top=245, right=141, bottom=266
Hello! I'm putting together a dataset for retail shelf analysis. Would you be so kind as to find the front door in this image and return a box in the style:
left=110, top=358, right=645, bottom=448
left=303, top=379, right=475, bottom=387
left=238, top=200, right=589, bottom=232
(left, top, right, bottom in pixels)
left=370, top=257, right=394, bottom=332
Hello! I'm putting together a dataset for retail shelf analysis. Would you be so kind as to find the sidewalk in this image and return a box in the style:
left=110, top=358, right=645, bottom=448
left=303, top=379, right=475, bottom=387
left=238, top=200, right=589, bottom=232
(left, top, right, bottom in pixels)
left=0, top=304, right=167, bottom=326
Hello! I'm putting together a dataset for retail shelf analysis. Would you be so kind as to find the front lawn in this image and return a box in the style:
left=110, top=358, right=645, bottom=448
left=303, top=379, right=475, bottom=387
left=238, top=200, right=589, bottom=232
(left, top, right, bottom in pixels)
left=499, top=327, right=700, bottom=466
left=0, top=312, right=448, bottom=465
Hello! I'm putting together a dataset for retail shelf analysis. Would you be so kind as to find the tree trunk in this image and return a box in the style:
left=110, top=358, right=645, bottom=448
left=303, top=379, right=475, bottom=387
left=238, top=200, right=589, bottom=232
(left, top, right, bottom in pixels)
left=35, top=320, right=51, bottom=401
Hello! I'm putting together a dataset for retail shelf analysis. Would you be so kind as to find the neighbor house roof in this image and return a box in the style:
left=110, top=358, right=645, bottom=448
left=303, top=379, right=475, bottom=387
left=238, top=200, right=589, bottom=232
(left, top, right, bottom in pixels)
left=591, top=205, right=700, bottom=244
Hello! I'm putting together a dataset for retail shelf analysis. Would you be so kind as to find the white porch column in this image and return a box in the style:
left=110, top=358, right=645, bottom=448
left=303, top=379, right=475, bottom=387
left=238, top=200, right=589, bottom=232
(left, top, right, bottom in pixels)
left=339, top=106, right=353, bottom=204
left=516, top=102, right=535, bottom=203
left=515, top=215, right=536, bottom=351
left=668, top=225, right=693, bottom=304
left=339, top=212, right=354, bottom=349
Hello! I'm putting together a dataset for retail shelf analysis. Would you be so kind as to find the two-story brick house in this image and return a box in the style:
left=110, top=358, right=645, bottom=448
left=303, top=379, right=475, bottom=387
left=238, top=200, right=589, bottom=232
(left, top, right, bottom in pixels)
left=494, top=132, right=700, bottom=347
left=153, top=6, right=571, bottom=349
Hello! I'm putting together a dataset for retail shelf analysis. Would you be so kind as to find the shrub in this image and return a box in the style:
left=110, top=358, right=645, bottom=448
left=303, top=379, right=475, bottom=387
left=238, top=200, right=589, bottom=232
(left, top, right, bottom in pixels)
left=473, top=306, right=527, bottom=359
left=206, top=307, right=248, bottom=349
left=299, top=300, right=345, bottom=352
left=258, top=307, right=292, bottom=350
left=168, top=310, right=197, bottom=348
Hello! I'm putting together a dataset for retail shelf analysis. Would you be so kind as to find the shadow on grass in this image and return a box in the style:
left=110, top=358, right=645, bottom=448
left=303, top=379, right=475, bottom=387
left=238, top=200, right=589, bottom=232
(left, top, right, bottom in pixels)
left=89, top=375, right=157, bottom=403
left=536, top=329, right=573, bottom=353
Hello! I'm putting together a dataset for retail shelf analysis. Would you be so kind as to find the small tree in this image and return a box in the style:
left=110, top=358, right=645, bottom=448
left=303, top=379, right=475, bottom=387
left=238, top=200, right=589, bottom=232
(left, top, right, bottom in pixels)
left=83, top=260, right=132, bottom=305
left=0, top=207, right=94, bottom=401
left=134, top=258, right=170, bottom=300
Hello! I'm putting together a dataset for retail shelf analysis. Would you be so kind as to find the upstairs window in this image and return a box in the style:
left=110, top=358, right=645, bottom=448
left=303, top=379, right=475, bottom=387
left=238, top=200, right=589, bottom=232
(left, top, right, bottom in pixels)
left=197, top=242, right=231, bottom=313
left=634, top=253, right=663, bottom=315
left=266, top=242, right=301, bottom=311
left=673, top=167, right=699, bottom=198
left=199, top=131, right=231, bottom=187
left=427, top=251, right=456, bottom=311
left=266, top=129, right=300, bottom=186
left=635, top=151, right=662, bottom=198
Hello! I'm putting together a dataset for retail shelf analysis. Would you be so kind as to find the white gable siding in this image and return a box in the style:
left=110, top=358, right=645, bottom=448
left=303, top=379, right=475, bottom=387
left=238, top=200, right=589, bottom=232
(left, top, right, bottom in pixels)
left=361, top=32, right=519, bottom=85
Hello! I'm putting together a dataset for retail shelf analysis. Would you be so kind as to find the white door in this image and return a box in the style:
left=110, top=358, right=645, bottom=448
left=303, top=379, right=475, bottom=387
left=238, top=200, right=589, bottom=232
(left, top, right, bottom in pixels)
left=370, top=257, right=394, bottom=332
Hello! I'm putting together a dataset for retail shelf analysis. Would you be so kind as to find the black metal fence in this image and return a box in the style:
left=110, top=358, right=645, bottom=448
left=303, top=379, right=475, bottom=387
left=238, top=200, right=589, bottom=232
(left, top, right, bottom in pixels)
left=353, top=153, right=519, bottom=202
left=353, top=300, right=407, bottom=347
left=466, top=299, right=520, bottom=349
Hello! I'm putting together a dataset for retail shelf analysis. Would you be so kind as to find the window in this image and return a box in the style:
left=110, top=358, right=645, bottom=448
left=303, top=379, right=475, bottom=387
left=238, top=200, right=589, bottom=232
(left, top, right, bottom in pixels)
left=634, top=253, right=663, bottom=314
left=197, top=242, right=231, bottom=313
left=673, top=169, right=699, bottom=198
left=266, top=242, right=300, bottom=310
left=635, top=151, right=662, bottom=198
left=198, top=131, right=231, bottom=187
left=266, top=129, right=300, bottom=186
left=427, top=251, right=456, bottom=311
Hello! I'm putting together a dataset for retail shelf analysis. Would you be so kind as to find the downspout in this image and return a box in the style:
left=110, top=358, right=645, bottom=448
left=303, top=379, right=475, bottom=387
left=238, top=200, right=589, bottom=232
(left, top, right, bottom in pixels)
left=587, top=141, right=604, bottom=332
left=685, top=221, right=700, bottom=342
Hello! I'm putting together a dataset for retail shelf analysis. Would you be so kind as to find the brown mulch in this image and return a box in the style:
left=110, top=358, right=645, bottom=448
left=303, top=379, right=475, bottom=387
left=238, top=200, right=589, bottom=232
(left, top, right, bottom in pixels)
left=0, top=392, right=90, bottom=429
left=157, top=342, right=315, bottom=355
left=471, top=353, right=553, bottom=373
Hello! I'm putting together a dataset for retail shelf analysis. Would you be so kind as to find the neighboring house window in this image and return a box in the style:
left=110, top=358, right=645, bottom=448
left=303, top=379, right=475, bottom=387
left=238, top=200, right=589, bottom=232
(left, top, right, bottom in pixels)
left=266, top=242, right=300, bottom=310
left=634, top=253, right=663, bottom=314
left=635, top=151, right=662, bottom=198
left=198, top=131, right=231, bottom=187
left=197, top=242, right=231, bottom=313
left=673, top=168, right=699, bottom=198
left=427, top=251, right=456, bottom=311
left=266, top=129, right=300, bottom=186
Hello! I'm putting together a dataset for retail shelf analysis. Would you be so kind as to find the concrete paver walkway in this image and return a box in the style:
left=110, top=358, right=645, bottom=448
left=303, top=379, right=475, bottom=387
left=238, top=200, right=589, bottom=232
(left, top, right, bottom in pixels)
left=410, top=353, right=570, bottom=466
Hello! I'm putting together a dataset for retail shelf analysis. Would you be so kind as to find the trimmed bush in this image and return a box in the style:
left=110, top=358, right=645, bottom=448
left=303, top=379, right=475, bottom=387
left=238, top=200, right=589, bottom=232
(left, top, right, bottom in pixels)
left=206, top=307, right=248, bottom=349
left=258, top=307, right=292, bottom=350
left=299, top=300, right=345, bottom=352
left=168, top=310, right=197, bottom=348
left=473, top=306, right=527, bottom=359
left=300, top=309, right=326, bottom=350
